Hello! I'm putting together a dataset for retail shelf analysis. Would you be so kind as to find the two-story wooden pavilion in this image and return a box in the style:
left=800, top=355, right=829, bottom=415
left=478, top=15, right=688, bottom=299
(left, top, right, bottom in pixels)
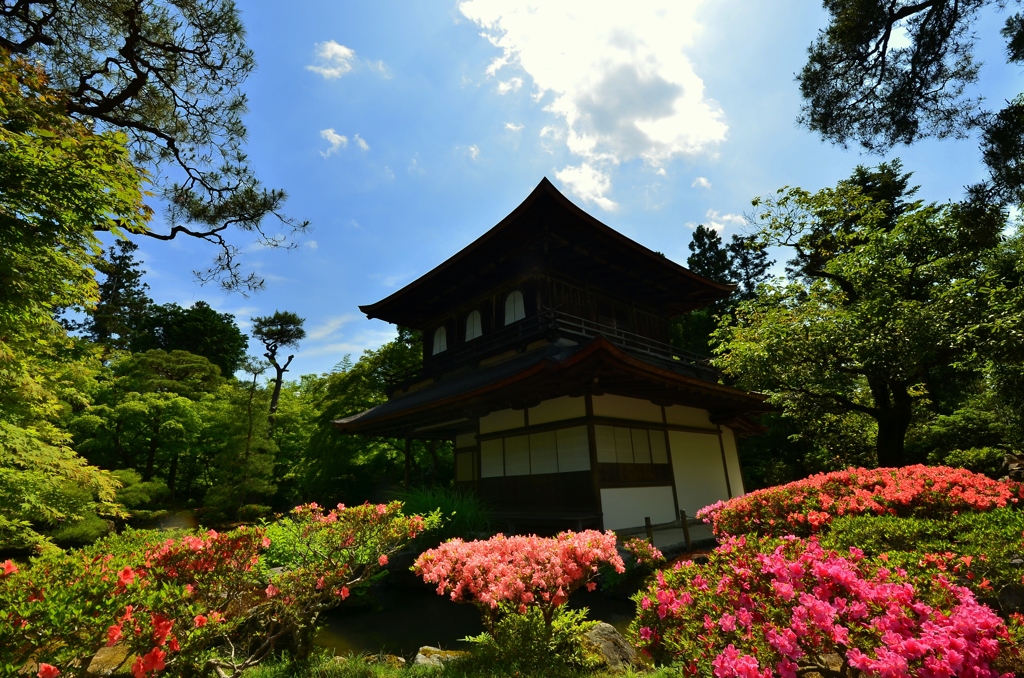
left=333, top=178, right=768, bottom=532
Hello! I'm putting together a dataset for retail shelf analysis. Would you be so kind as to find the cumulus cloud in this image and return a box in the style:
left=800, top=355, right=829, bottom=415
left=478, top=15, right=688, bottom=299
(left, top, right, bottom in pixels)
left=497, top=77, right=523, bottom=94
left=700, top=208, right=745, bottom=232
left=319, top=128, right=348, bottom=157
left=505, top=122, right=524, bottom=131
left=692, top=176, right=711, bottom=189
left=354, top=133, right=370, bottom=151
left=307, top=41, right=357, bottom=79
left=459, top=0, right=727, bottom=207
left=555, top=163, right=617, bottom=211
left=467, top=144, right=481, bottom=160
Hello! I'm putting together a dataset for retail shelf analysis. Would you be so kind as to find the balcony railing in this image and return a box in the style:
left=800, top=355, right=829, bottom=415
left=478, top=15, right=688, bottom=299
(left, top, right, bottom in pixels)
left=385, top=309, right=716, bottom=395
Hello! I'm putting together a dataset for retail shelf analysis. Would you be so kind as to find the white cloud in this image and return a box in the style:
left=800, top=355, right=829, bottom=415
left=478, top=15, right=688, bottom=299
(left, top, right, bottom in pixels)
left=408, top=154, right=426, bottom=175
left=302, top=327, right=399, bottom=358
left=320, top=128, right=347, bottom=157
left=692, top=176, right=711, bottom=189
left=306, top=240, right=319, bottom=249
left=354, top=133, right=370, bottom=151
left=307, top=314, right=357, bottom=341
left=307, top=41, right=357, bottom=79
left=505, top=122, right=524, bottom=132
left=467, top=144, right=481, bottom=161
left=460, top=0, right=727, bottom=204
left=701, top=208, right=745, bottom=232
left=497, top=77, right=523, bottom=94
left=555, top=163, right=617, bottom=211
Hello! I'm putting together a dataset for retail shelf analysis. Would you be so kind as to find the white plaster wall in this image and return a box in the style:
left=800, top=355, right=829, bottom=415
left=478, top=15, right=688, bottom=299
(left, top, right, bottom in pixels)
left=455, top=433, right=477, bottom=448
left=665, top=405, right=715, bottom=430
left=529, top=396, right=586, bottom=425
left=669, top=431, right=730, bottom=515
left=600, top=486, right=676, bottom=530
left=592, top=394, right=663, bottom=423
left=720, top=426, right=745, bottom=497
left=479, top=408, right=525, bottom=434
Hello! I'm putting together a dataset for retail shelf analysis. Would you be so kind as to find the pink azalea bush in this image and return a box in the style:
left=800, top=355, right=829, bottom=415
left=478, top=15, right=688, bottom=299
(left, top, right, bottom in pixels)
left=622, top=537, right=666, bottom=567
left=698, top=465, right=1023, bottom=539
left=630, top=534, right=1010, bottom=677
left=415, top=530, right=624, bottom=631
left=0, top=502, right=432, bottom=678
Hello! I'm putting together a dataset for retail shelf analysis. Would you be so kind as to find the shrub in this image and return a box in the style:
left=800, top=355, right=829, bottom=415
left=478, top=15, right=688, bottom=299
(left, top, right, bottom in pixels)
left=463, top=605, right=601, bottom=672
left=394, top=486, right=492, bottom=547
left=697, top=465, right=1023, bottom=538
left=0, top=501, right=433, bottom=678
left=630, top=534, right=1008, bottom=676
left=819, top=508, right=1024, bottom=602
left=415, top=530, right=624, bottom=673
left=929, top=447, right=1007, bottom=479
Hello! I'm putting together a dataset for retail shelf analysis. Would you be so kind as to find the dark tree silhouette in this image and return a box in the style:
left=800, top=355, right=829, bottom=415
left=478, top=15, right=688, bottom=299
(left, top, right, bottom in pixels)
left=251, top=311, right=306, bottom=419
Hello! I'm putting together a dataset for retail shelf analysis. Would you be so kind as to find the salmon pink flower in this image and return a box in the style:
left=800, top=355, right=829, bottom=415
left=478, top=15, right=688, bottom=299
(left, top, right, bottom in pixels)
left=36, top=664, right=59, bottom=678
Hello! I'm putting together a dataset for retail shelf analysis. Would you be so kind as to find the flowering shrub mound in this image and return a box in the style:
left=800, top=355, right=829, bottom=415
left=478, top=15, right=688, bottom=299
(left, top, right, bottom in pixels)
left=415, top=530, right=624, bottom=630
left=622, top=537, right=665, bottom=567
left=0, top=501, right=432, bottom=678
left=698, top=465, right=1023, bottom=539
left=631, top=534, right=1009, bottom=677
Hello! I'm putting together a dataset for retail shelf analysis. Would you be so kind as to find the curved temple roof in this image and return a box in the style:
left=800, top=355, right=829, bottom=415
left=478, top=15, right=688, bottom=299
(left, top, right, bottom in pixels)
left=360, top=178, right=734, bottom=329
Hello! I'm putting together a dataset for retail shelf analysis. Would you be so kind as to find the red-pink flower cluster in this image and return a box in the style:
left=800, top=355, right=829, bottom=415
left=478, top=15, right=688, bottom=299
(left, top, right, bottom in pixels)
left=631, top=535, right=1009, bottom=677
left=415, top=530, right=624, bottom=628
left=1, top=502, right=427, bottom=677
left=623, top=537, right=665, bottom=566
left=697, top=465, right=1022, bottom=538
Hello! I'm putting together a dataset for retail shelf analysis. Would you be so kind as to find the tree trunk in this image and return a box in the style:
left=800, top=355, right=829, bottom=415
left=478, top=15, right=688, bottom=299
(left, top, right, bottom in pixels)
left=869, top=377, right=914, bottom=468
left=267, top=354, right=294, bottom=417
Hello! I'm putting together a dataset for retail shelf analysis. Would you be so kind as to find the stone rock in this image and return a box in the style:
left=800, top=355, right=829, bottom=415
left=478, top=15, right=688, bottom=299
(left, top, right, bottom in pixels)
left=582, top=622, right=638, bottom=672
left=414, top=646, right=469, bottom=667
left=366, top=654, right=406, bottom=667
left=87, top=645, right=130, bottom=676
left=999, top=584, right=1024, bottom=614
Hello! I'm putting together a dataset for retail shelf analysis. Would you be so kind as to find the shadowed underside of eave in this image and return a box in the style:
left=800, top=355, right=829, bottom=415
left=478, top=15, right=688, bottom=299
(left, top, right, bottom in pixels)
left=331, top=337, right=768, bottom=439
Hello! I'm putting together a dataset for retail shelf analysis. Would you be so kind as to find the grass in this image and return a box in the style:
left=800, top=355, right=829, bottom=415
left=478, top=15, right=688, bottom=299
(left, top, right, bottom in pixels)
left=247, top=652, right=678, bottom=678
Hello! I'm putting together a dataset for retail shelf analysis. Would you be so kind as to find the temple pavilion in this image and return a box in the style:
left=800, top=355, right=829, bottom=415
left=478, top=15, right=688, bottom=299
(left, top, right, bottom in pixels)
left=333, top=178, right=768, bottom=532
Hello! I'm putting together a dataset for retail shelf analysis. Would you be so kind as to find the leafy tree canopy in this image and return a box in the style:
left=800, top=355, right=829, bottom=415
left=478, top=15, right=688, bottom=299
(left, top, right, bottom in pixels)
left=134, top=301, right=249, bottom=376
left=714, top=163, right=1009, bottom=468
left=0, top=52, right=146, bottom=550
left=0, top=0, right=307, bottom=291
left=798, top=0, right=1024, bottom=203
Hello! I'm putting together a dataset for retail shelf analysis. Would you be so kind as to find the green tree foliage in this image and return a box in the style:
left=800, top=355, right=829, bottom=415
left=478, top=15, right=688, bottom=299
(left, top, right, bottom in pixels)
left=302, top=328, right=452, bottom=504
left=0, top=53, right=149, bottom=549
left=134, top=302, right=249, bottom=376
left=202, top=359, right=277, bottom=522
left=251, top=311, right=306, bottom=418
left=797, top=0, right=1024, bottom=204
left=0, top=0, right=307, bottom=290
left=74, top=240, right=153, bottom=352
left=673, top=226, right=774, bottom=356
left=714, top=163, right=1009, bottom=468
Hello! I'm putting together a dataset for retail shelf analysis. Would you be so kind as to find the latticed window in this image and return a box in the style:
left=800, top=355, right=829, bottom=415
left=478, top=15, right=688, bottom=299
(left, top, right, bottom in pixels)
left=465, top=310, right=483, bottom=341
left=504, top=290, right=526, bottom=325
left=432, top=326, right=447, bottom=354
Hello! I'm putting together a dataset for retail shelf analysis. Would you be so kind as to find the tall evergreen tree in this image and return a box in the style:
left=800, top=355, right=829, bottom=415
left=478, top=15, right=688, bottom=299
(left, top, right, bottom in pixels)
left=81, top=240, right=153, bottom=351
left=727, top=234, right=772, bottom=301
left=672, top=225, right=734, bottom=356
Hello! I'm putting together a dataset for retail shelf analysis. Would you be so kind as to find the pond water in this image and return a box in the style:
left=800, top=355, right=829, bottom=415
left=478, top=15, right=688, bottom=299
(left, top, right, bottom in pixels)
left=314, top=582, right=636, bottom=658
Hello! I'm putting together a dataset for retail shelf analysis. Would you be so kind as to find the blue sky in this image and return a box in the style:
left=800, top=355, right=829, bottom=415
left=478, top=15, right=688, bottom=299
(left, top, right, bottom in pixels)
left=126, top=0, right=1022, bottom=378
